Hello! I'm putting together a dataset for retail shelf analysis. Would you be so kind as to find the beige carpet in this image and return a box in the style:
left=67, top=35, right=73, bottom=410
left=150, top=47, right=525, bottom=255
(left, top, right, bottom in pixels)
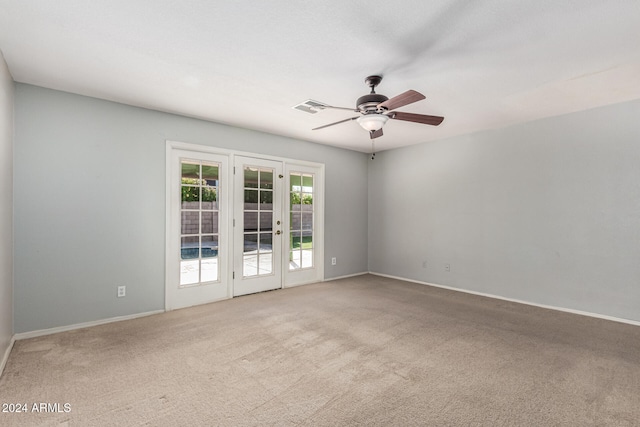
left=1, top=274, right=640, bottom=426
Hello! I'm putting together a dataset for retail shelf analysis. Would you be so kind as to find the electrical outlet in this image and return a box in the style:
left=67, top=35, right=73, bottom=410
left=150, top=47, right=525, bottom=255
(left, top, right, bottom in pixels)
left=117, top=286, right=126, bottom=298
left=444, top=263, right=450, bottom=272
left=331, top=257, right=337, bottom=265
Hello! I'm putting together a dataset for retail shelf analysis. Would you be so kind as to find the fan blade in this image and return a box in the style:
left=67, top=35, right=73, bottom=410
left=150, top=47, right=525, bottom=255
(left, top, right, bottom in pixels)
left=370, top=128, right=383, bottom=139
left=378, top=90, right=425, bottom=111
left=389, top=112, right=444, bottom=126
left=312, top=116, right=359, bottom=130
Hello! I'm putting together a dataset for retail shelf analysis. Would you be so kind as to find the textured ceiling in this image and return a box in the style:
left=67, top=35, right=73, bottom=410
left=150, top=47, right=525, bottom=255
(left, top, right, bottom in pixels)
left=1, top=0, right=639, bottom=152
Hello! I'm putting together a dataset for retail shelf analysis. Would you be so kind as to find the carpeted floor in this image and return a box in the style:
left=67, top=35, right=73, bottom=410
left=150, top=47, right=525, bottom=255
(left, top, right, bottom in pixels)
left=1, top=274, right=640, bottom=426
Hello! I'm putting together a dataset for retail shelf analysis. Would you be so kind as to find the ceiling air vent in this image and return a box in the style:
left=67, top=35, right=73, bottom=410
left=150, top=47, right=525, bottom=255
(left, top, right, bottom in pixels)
left=292, top=99, right=329, bottom=114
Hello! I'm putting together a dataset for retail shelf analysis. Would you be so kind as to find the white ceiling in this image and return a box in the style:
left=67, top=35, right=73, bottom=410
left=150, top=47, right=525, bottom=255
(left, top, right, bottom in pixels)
left=1, top=1, right=639, bottom=153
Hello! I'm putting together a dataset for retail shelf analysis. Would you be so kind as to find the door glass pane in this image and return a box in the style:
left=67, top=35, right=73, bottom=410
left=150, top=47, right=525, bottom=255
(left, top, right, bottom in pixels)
left=201, top=212, right=218, bottom=234
left=244, top=233, right=258, bottom=253
left=290, top=174, right=301, bottom=190
left=244, top=212, right=258, bottom=232
left=260, top=170, right=273, bottom=189
left=243, top=255, right=258, bottom=277
left=180, top=260, right=199, bottom=286
left=260, top=190, right=273, bottom=206
left=290, top=212, right=301, bottom=231
left=244, top=190, right=258, bottom=210
left=181, top=162, right=199, bottom=179
left=201, top=258, right=218, bottom=282
left=181, top=236, right=199, bottom=259
left=289, top=250, right=301, bottom=270
left=301, top=193, right=313, bottom=207
left=244, top=168, right=259, bottom=188
left=289, top=192, right=300, bottom=211
left=300, top=235, right=312, bottom=249
left=302, top=175, right=313, bottom=191
left=202, top=164, right=218, bottom=181
left=260, top=253, right=273, bottom=274
left=179, top=160, right=221, bottom=286
left=181, top=211, right=198, bottom=235
left=260, top=212, right=273, bottom=231
left=201, top=235, right=218, bottom=258
left=201, top=183, right=217, bottom=210
left=301, top=250, right=313, bottom=268
left=181, top=185, right=200, bottom=210
left=259, top=233, right=273, bottom=252
left=301, top=213, right=313, bottom=232
left=291, top=195, right=301, bottom=211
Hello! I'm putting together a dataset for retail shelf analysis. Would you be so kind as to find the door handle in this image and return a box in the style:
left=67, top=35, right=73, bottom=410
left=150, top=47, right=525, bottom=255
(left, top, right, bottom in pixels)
left=275, top=230, right=281, bottom=235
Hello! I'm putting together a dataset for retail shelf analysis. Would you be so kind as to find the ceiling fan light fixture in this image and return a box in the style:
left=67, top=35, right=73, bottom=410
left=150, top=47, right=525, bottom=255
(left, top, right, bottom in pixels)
left=357, top=114, right=389, bottom=132
left=305, top=76, right=443, bottom=137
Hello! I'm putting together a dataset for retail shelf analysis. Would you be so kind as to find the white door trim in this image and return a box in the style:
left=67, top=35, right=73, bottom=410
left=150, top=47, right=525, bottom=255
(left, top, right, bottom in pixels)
left=166, top=140, right=324, bottom=168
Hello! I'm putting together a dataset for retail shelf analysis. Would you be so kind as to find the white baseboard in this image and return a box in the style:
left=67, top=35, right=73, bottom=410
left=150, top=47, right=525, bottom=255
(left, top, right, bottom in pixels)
left=369, top=272, right=640, bottom=327
left=325, top=271, right=368, bottom=282
left=14, top=310, right=165, bottom=340
left=0, top=335, right=15, bottom=378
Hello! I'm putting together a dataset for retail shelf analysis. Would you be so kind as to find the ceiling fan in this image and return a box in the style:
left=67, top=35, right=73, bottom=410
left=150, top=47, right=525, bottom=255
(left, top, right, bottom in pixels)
left=295, top=75, right=444, bottom=139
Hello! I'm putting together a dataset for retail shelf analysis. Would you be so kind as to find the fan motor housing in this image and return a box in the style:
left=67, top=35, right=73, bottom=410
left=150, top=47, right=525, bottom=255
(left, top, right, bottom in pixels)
left=356, top=93, right=388, bottom=112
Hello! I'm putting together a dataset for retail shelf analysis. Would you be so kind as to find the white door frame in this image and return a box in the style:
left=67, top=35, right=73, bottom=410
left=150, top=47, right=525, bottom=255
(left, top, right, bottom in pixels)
left=165, top=140, right=325, bottom=310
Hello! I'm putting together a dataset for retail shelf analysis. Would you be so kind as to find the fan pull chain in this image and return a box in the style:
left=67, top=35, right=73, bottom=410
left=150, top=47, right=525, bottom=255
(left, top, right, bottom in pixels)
left=371, top=141, right=376, bottom=160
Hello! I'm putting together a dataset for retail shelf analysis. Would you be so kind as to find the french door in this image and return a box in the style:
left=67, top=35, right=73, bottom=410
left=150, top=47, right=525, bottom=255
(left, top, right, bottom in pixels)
left=166, top=149, right=231, bottom=310
left=166, top=142, right=324, bottom=310
left=233, top=157, right=283, bottom=296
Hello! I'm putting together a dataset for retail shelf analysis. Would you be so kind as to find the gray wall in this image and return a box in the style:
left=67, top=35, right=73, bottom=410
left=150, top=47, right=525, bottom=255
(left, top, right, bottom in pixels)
left=16, top=81, right=638, bottom=334
left=14, top=84, right=368, bottom=333
left=0, top=51, right=13, bottom=358
left=369, top=98, right=640, bottom=322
